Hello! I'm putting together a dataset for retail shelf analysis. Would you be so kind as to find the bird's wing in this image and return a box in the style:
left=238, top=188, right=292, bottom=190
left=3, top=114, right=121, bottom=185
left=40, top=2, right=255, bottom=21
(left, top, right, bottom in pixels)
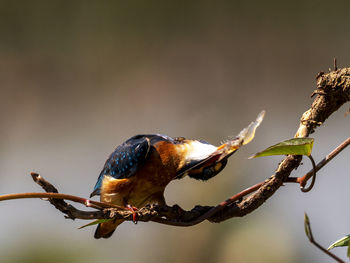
left=90, top=135, right=151, bottom=197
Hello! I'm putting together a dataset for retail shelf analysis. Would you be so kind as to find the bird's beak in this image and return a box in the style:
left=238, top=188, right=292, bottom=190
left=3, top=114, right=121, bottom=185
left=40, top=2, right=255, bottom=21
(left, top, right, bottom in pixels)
left=214, top=110, right=266, bottom=161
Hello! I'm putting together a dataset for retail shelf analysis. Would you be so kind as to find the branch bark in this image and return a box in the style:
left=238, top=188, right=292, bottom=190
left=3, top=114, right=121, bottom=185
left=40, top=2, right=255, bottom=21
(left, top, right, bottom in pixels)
left=1, top=67, right=350, bottom=226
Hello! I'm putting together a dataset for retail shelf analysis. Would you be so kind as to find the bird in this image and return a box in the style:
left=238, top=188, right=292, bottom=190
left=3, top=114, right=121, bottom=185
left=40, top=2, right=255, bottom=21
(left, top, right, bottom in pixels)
left=90, top=111, right=265, bottom=239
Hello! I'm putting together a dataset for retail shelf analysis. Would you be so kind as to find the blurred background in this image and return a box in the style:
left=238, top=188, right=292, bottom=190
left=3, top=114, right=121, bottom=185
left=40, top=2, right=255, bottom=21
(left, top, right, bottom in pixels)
left=1, top=1, right=350, bottom=262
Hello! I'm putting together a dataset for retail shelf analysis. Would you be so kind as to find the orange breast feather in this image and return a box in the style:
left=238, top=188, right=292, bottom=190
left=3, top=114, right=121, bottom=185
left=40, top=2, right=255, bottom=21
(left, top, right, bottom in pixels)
left=101, top=142, right=180, bottom=207
left=101, top=176, right=135, bottom=204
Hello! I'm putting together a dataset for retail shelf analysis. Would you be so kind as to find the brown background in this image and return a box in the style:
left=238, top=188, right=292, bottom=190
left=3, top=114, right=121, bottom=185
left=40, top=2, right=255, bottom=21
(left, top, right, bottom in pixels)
left=1, top=1, right=350, bottom=262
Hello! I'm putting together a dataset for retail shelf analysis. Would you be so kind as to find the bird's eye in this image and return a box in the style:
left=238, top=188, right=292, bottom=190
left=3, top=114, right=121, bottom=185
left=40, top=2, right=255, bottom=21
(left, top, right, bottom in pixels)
left=175, top=137, right=186, bottom=143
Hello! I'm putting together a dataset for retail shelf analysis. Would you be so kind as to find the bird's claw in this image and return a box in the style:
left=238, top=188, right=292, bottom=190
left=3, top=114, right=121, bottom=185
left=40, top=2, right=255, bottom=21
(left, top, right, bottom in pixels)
left=126, top=204, right=139, bottom=224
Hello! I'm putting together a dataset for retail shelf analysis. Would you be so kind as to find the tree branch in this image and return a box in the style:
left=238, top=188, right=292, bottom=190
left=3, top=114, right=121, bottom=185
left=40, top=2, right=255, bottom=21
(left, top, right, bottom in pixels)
left=0, top=67, right=349, bottom=226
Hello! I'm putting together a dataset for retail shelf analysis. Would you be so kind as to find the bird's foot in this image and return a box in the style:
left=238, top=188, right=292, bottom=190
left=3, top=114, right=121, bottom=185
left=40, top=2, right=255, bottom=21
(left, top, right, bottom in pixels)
left=126, top=204, right=139, bottom=224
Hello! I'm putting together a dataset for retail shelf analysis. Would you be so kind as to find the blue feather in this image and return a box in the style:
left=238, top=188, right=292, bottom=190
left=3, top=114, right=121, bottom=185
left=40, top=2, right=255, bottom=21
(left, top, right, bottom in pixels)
left=90, top=134, right=176, bottom=197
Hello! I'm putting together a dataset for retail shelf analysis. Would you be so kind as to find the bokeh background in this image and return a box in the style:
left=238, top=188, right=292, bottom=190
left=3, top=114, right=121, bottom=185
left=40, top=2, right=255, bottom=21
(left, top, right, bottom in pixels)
left=1, top=1, right=350, bottom=262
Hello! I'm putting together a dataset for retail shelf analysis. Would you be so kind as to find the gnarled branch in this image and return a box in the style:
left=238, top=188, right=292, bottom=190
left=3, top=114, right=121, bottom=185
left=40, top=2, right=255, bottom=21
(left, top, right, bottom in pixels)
left=1, top=67, right=349, bottom=226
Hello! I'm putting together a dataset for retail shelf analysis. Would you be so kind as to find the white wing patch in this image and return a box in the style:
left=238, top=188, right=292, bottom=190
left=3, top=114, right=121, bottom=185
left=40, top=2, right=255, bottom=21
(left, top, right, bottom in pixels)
left=181, top=140, right=217, bottom=162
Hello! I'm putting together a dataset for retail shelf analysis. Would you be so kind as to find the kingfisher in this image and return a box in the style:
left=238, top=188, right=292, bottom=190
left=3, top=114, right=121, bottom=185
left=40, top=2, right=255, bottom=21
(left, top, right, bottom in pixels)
left=90, top=111, right=265, bottom=239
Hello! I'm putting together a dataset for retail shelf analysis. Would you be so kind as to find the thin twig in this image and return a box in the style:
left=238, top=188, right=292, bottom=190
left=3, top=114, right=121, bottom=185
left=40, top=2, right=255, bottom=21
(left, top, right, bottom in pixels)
left=0, top=192, right=126, bottom=210
left=151, top=181, right=264, bottom=226
left=304, top=213, right=345, bottom=263
left=334, top=58, right=338, bottom=71
left=287, top=137, right=350, bottom=186
left=300, top=155, right=316, bottom=192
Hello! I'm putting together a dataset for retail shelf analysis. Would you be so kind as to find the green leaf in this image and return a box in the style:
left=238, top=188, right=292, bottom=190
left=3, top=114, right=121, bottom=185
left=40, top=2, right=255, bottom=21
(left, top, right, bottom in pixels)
left=304, top=213, right=312, bottom=241
left=78, top=219, right=112, bottom=229
left=249, top=138, right=314, bottom=158
left=328, top=235, right=350, bottom=250
left=347, top=241, right=350, bottom=258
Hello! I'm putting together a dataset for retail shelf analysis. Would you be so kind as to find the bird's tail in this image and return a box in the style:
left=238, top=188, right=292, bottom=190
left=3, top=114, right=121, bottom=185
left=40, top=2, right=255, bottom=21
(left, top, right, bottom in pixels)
left=94, top=219, right=124, bottom=239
